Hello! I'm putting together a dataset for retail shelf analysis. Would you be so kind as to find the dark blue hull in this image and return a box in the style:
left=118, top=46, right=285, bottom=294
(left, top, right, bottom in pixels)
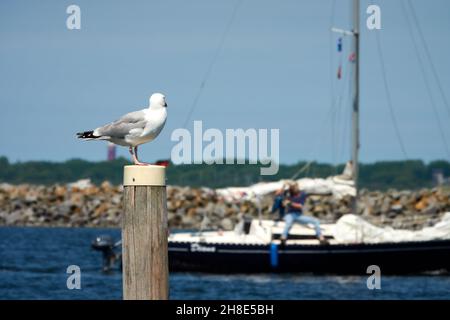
left=168, top=239, right=450, bottom=274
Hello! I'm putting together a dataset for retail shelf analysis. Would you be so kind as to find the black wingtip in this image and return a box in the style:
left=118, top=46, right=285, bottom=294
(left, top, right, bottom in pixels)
left=76, top=130, right=99, bottom=139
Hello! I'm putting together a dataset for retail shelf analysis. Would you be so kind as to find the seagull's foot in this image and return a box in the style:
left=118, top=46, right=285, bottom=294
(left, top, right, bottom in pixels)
left=134, top=160, right=151, bottom=166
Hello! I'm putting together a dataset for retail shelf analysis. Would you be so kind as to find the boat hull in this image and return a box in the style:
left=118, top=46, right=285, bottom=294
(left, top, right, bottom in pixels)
left=168, top=239, right=450, bottom=274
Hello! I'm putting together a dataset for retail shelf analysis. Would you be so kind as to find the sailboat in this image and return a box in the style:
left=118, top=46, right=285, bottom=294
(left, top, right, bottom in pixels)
left=92, top=0, right=450, bottom=274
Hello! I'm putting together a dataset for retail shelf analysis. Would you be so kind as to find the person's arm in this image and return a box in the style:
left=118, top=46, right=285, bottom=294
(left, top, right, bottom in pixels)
left=275, top=188, right=284, bottom=196
left=275, top=183, right=289, bottom=196
left=286, top=193, right=305, bottom=210
left=289, top=202, right=303, bottom=210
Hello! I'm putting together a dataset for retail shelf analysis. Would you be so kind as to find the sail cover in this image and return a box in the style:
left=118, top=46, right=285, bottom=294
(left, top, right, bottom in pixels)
left=333, top=213, right=450, bottom=243
left=216, top=177, right=356, bottom=202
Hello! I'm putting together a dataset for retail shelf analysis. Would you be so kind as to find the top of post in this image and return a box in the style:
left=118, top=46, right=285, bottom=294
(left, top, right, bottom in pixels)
left=123, top=165, right=166, bottom=186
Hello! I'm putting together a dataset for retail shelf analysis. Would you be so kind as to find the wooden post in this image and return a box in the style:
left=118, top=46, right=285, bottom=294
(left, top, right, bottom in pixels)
left=122, top=165, right=168, bottom=300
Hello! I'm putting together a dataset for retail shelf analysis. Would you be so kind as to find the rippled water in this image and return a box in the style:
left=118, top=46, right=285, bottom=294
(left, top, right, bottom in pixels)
left=1, top=227, right=449, bottom=300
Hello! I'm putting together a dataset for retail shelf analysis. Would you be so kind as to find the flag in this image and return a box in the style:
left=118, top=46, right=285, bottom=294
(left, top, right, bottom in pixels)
left=348, top=52, right=356, bottom=62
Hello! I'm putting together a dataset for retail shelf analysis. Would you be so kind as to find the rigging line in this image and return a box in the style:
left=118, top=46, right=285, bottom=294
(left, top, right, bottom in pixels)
left=407, top=0, right=450, bottom=120
left=374, top=31, right=409, bottom=159
left=182, top=0, right=244, bottom=128
left=292, top=1, right=337, bottom=180
left=292, top=3, right=342, bottom=181
left=329, top=0, right=337, bottom=168
left=290, top=92, right=337, bottom=180
left=335, top=62, right=351, bottom=165
left=401, top=0, right=450, bottom=159
left=290, top=161, right=313, bottom=180
left=290, top=68, right=349, bottom=181
left=290, top=97, right=338, bottom=180
left=334, top=52, right=351, bottom=163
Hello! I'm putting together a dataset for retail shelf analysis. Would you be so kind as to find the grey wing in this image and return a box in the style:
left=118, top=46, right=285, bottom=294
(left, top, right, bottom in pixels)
left=95, top=110, right=147, bottom=138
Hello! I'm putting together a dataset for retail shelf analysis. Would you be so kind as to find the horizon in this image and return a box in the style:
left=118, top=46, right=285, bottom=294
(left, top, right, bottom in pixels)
left=1, top=154, right=449, bottom=167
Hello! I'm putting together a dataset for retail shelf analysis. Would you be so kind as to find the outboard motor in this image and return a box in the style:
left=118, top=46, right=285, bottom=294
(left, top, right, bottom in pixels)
left=91, top=235, right=121, bottom=272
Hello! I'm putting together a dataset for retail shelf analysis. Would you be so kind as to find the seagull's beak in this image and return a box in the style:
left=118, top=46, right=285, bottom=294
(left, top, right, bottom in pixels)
left=163, top=102, right=168, bottom=107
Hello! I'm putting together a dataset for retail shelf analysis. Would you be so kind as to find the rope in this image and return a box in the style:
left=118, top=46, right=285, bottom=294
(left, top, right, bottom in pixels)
left=290, top=68, right=349, bottom=181
left=329, top=0, right=337, bottom=169
left=407, top=0, right=450, bottom=120
left=374, top=31, right=409, bottom=159
left=290, top=161, right=313, bottom=180
left=401, top=0, right=450, bottom=159
left=293, top=19, right=353, bottom=180
left=290, top=69, right=348, bottom=181
left=182, top=0, right=244, bottom=128
left=334, top=55, right=352, bottom=165
left=291, top=1, right=340, bottom=181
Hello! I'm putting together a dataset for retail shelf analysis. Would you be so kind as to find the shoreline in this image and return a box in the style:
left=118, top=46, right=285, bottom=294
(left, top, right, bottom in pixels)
left=1, top=180, right=449, bottom=230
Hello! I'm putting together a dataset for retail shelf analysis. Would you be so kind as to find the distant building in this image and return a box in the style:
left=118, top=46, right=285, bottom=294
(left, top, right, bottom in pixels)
left=107, top=143, right=116, bottom=161
left=432, top=168, right=445, bottom=186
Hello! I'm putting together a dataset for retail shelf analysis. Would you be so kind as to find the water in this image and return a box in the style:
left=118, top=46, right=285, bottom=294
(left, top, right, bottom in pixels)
left=1, top=227, right=450, bottom=300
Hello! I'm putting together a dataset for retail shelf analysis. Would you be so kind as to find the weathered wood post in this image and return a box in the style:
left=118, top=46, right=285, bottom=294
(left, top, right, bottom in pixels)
left=122, top=165, right=169, bottom=300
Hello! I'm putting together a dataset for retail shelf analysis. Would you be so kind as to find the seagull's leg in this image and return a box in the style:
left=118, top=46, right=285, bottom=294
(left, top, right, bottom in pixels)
left=128, top=146, right=142, bottom=165
left=128, top=146, right=138, bottom=165
left=133, top=146, right=150, bottom=166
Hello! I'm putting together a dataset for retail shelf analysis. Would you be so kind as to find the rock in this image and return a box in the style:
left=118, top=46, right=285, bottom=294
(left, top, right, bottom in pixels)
left=200, top=215, right=211, bottom=230
left=380, top=197, right=391, bottom=214
left=0, top=183, right=14, bottom=192
left=68, top=179, right=93, bottom=190
left=6, top=210, right=22, bottom=224
left=422, top=203, right=437, bottom=216
left=415, top=198, right=428, bottom=211
left=181, top=215, right=196, bottom=228
left=54, top=186, right=66, bottom=198
left=213, top=204, right=226, bottom=218
left=100, top=181, right=113, bottom=192
left=220, top=218, right=234, bottom=230
left=186, top=207, right=197, bottom=218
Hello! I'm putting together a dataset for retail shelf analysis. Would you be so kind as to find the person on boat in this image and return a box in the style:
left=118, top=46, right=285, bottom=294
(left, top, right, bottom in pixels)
left=275, top=182, right=328, bottom=245
left=271, top=189, right=286, bottom=220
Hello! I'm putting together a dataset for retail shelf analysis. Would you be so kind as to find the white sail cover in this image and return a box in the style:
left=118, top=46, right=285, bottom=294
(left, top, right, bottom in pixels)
left=216, top=162, right=355, bottom=202
left=333, top=213, right=450, bottom=243
left=216, top=177, right=356, bottom=202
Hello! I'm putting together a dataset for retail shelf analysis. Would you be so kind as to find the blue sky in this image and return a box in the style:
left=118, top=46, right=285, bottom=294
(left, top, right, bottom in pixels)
left=1, top=0, right=449, bottom=165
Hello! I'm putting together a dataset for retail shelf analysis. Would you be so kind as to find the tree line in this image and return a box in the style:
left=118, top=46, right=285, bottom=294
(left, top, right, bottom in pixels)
left=0, top=156, right=448, bottom=190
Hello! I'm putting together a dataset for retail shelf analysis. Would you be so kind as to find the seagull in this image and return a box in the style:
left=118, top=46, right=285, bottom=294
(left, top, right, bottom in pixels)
left=77, top=93, right=168, bottom=165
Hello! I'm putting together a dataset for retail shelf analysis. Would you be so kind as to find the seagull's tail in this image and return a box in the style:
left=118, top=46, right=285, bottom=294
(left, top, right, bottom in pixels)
left=76, top=130, right=100, bottom=140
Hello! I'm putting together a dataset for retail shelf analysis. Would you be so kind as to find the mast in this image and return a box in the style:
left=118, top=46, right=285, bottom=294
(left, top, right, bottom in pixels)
left=351, top=0, right=360, bottom=209
left=331, top=0, right=360, bottom=212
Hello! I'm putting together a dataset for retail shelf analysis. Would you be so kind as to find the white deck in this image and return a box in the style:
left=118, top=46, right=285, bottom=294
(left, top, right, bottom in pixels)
left=169, top=219, right=337, bottom=246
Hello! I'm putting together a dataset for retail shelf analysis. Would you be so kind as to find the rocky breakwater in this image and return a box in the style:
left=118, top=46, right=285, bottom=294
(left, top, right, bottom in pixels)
left=0, top=180, right=449, bottom=230
left=0, top=180, right=123, bottom=227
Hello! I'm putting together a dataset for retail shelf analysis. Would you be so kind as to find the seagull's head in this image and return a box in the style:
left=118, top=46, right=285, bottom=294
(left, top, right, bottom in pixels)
left=149, top=93, right=168, bottom=108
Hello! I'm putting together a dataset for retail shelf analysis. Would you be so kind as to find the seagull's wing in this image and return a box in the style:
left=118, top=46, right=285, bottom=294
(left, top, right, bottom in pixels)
left=94, top=110, right=147, bottom=139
